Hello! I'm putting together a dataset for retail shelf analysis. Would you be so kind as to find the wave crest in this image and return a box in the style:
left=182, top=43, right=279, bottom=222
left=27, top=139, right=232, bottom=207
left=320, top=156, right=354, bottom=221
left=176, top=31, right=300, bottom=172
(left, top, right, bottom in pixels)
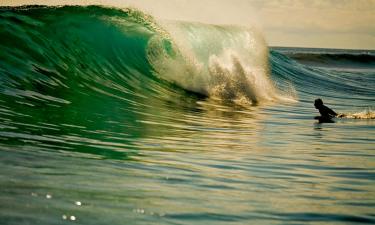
left=147, top=22, right=291, bottom=105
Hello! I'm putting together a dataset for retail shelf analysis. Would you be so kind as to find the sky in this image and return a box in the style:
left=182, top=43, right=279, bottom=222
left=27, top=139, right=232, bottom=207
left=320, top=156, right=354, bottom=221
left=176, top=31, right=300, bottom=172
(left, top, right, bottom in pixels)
left=1, top=0, right=375, bottom=49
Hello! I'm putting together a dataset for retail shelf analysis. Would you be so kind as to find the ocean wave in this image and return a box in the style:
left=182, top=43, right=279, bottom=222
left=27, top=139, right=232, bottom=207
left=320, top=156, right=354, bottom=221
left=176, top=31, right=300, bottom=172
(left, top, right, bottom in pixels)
left=282, top=52, right=375, bottom=68
left=0, top=5, right=291, bottom=106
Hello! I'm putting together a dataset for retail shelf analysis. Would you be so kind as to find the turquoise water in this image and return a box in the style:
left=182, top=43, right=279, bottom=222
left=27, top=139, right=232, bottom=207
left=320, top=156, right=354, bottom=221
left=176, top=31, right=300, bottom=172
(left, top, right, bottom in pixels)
left=0, top=5, right=374, bottom=224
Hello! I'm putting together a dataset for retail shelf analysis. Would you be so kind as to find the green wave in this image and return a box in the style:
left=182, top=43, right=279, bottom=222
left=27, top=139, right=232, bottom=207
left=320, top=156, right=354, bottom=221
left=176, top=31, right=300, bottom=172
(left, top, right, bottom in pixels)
left=0, top=6, right=295, bottom=160
left=0, top=5, right=182, bottom=158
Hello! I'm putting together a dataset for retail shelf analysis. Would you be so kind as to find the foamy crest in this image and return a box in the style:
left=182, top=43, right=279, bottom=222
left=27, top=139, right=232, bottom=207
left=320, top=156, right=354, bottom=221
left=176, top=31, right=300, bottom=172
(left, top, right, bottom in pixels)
left=207, top=49, right=277, bottom=105
left=147, top=21, right=296, bottom=105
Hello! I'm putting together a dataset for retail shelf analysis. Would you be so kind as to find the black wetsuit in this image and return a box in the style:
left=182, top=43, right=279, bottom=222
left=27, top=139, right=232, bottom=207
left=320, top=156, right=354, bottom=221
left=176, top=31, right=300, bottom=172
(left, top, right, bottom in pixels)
left=315, top=104, right=337, bottom=122
left=318, top=105, right=337, bottom=119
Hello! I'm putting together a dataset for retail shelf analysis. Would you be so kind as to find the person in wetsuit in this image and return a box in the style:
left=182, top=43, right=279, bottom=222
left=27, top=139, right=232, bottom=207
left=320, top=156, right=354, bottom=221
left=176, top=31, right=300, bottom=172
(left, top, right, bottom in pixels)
left=314, top=98, right=337, bottom=122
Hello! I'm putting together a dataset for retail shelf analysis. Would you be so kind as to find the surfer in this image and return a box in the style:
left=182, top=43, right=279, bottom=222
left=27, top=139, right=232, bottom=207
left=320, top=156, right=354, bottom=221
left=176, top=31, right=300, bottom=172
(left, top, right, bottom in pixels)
left=314, top=98, right=337, bottom=122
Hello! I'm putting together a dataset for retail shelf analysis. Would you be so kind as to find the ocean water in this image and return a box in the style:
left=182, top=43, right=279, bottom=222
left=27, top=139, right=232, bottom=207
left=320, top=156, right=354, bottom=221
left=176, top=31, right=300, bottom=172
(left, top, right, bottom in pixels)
left=0, top=5, right=374, bottom=225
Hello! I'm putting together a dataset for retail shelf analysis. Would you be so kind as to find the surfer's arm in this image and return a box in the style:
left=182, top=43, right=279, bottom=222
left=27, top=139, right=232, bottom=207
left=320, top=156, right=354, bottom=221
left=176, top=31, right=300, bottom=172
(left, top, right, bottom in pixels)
left=328, top=108, right=338, bottom=117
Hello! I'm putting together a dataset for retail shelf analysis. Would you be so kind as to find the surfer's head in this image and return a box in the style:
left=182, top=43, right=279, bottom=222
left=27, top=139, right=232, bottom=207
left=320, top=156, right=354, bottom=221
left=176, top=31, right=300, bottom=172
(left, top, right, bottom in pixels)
left=314, top=98, right=323, bottom=109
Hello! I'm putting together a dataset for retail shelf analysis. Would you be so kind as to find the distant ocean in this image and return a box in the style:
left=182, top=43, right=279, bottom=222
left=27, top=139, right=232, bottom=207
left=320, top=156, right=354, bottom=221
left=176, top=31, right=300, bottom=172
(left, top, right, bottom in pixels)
left=0, top=5, right=374, bottom=225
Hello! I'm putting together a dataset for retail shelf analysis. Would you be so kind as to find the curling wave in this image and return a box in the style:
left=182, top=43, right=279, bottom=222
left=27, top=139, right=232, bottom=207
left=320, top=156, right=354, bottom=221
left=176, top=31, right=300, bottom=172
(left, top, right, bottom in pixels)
left=0, top=5, right=288, bottom=107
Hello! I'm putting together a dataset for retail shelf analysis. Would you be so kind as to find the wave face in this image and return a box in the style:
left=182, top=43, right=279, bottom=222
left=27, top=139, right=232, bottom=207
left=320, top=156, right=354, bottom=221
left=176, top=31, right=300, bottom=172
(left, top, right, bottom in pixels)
left=1, top=5, right=375, bottom=225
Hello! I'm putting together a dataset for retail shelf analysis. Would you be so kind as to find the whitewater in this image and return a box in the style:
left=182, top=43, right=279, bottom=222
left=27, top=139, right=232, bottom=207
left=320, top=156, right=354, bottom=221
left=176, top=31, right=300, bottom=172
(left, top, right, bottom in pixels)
left=0, top=5, right=374, bottom=225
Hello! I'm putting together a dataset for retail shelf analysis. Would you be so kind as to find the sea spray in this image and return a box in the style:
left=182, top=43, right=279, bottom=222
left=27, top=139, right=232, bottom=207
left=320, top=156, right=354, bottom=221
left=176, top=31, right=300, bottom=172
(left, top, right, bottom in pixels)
left=147, top=21, right=286, bottom=105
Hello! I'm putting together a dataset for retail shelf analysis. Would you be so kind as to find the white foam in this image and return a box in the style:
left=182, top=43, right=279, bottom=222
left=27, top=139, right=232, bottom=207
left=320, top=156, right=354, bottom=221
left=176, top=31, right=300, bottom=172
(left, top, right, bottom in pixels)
left=147, top=21, right=295, bottom=105
left=338, top=108, right=375, bottom=119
